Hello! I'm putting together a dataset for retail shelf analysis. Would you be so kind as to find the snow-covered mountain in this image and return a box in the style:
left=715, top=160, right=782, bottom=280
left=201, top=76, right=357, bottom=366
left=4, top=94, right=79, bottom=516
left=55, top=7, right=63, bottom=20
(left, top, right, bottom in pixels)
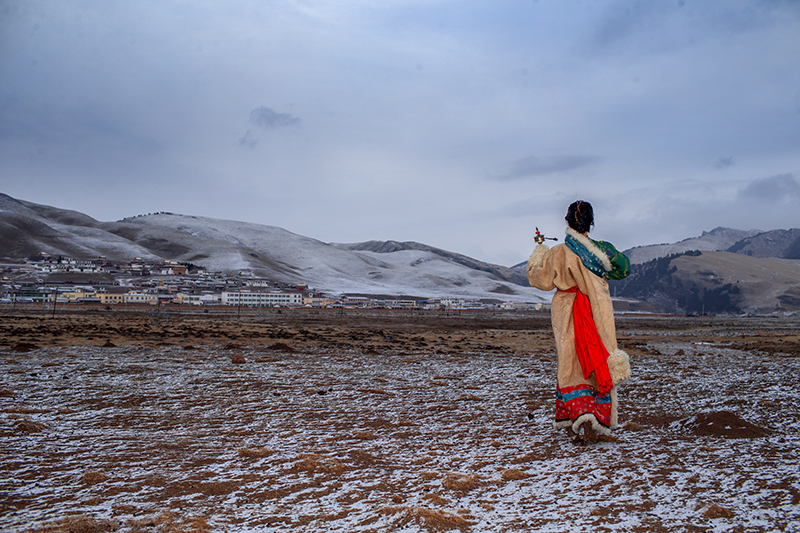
left=0, top=193, right=550, bottom=302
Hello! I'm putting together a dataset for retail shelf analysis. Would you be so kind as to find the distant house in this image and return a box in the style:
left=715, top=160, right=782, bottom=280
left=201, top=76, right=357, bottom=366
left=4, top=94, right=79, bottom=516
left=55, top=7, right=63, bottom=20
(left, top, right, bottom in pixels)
left=98, top=293, right=125, bottom=305
left=500, top=301, right=530, bottom=310
left=158, top=261, right=187, bottom=276
left=36, top=258, right=99, bottom=274
left=385, top=299, right=418, bottom=309
left=245, top=279, right=273, bottom=288
left=303, top=295, right=337, bottom=307
left=342, top=296, right=371, bottom=308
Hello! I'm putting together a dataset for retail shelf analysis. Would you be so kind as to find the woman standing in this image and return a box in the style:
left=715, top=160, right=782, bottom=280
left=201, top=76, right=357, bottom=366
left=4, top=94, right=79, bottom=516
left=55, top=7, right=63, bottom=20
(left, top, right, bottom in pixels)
left=527, top=200, right=631, bottom=445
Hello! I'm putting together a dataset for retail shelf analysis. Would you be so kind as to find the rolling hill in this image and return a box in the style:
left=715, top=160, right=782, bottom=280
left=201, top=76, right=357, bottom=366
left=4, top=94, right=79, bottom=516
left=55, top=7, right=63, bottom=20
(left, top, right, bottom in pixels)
left=0, top=193, right=549, bottom=302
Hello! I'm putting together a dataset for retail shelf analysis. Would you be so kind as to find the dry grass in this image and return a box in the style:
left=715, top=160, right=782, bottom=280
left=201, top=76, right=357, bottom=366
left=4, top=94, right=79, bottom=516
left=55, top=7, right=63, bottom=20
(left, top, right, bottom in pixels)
left=379, top=506, right=476, bottom=532
left=423, top=493, right=452, bottom=506
left=442, top=473, right=481, bottom=493
left=288, top=453, right=346, bottom=475
left=237, top=447, right=274, bottom=458
left=80, top=471, right=109, bottom=484
left=127, top=512, right=211, bottom=533
left=26, top=515, right=119, bottom=533
left=703, top=504, right=735, bottom=519
left=500, top=468, right=529, bottom=481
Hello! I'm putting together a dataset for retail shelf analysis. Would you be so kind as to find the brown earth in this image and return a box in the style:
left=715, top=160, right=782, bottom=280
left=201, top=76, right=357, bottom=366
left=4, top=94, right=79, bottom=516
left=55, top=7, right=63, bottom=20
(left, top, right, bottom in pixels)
left=2, top=305, right=797, bottom=357
left=1, top=306, right=799, bottom=532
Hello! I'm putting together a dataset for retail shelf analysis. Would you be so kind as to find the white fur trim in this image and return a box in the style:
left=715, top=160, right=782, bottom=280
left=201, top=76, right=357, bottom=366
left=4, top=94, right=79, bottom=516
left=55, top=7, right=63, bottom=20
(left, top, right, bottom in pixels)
left=554, top=397, right=619, bottom=432
left=565, top=226, right=612, bottom=273
left=607, top=348, right=631, bottom=386
left=527, top=244, right=548, bottom=272
left=571, top=413, right=612, bottom=436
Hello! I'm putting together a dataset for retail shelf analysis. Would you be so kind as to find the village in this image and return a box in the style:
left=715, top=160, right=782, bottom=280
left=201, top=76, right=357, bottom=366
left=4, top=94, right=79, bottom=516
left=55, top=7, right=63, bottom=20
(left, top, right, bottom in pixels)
left=0, top=253, right=541, bottom=311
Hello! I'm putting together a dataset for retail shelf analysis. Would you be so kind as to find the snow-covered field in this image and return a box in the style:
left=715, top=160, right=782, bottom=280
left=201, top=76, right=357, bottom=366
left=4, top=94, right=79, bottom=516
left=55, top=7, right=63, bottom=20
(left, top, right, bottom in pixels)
left=1, top=315, right=798, bottom=532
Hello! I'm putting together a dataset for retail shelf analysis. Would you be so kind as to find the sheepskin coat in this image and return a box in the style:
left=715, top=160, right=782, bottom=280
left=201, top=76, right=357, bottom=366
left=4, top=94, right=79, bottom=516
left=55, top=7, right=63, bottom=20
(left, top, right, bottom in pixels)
left=527, top=230, right=630, bottom=431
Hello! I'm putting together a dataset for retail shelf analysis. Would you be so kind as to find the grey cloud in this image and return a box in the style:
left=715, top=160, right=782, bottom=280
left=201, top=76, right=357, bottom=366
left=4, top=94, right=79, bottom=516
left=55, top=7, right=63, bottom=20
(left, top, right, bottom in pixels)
left=250, top=107, right=301, bottom=129
left=239, top=107, right=301, bottom=148
left=499, top=154, right=600, bottom=181
left=715, top=156, right=734, bottom=169
left=591, top=3, right=656, bottom=52
left=589, top=1, right=796, bottom=58
left=238, top=130, right=257, bottom=148
left=737, top=173, right=800, bottom=202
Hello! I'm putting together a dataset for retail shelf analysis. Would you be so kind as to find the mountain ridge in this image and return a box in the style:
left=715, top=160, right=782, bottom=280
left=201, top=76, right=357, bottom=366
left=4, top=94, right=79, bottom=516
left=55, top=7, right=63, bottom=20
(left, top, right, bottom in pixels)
left=3, top=193, right=799, bottom=313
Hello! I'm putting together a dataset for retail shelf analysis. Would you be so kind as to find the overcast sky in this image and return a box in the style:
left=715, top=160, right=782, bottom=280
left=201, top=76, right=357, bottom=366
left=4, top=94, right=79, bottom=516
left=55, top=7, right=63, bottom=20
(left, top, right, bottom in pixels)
left=2, top=0, right=799, bottom=266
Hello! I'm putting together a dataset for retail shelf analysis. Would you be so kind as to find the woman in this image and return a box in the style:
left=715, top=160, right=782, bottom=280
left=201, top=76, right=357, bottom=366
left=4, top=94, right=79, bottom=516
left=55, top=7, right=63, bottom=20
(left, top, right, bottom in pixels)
left=527, top=200, right=631, bottom=445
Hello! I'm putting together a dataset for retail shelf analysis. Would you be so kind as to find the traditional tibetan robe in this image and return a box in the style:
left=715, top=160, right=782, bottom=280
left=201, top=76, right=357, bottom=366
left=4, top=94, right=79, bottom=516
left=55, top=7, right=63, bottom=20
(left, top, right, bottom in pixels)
left=527, top=227, right=631, bottom=436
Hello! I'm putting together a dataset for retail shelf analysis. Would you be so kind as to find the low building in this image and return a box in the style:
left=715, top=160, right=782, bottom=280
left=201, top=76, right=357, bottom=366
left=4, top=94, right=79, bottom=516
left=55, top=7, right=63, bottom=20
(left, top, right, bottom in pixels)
left=98, top=293, right=125, bottom=305
left=125, top=292, right=158, bottom=305
left=221, top=291, right=302, bottom=307
left=385, top=299, right=418, bottom=309
left=440, top=298, right=466, bottom=308
left=500, top=301, right=530, bottom=310
left=342, top=296, right=371, bottom=308
left=303, top=295, right=337, bottom=307
left=158, top=261, right=187, bottom=276
left=244, top=279, right=273, bottom=288
left=62, top=290, right=97, bottom=302
left=177, top=293, right=220, bottom=306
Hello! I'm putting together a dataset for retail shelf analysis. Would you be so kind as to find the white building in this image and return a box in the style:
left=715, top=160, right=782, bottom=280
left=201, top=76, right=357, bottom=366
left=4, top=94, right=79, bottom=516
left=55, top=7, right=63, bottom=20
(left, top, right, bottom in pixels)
left=125, top=292, right=158, bottom=305
left=439, top=298, right=466, bottom=308
left=500, top=301, right=530, bottom=310
left=221, top=291, right=302, bottom=307
left=178, top=293, right=220, bottom=306
left=244, top=279, right=273, bottom=288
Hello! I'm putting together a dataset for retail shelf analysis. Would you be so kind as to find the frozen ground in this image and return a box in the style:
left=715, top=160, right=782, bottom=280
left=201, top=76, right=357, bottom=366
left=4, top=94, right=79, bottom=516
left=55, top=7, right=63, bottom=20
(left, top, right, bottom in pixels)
left=1, top=314, right=799, bottom=532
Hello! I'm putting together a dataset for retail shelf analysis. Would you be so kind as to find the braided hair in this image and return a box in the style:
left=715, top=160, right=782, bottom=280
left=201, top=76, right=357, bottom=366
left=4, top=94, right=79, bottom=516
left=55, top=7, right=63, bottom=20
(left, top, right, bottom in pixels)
left=565, top=200, right=594, bottom=234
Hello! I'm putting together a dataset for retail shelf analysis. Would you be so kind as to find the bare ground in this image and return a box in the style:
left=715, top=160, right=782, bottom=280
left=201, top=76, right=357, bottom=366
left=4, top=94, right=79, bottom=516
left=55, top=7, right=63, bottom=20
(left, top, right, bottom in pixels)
left=1, top=307, right=799, bottom=532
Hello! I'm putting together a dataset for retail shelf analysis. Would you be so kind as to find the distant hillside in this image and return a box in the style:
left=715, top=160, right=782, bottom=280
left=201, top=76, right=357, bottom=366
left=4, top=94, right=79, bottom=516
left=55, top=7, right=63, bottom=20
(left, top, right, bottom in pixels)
left=0, top=193, right=549, bottom=302
left=333, top=240, right=528, bottom=287
left=623, top=227, right=763, bottom=265
left=610, top=250, right=800, bottom=315
left=726, top=229, right=800, bottom=259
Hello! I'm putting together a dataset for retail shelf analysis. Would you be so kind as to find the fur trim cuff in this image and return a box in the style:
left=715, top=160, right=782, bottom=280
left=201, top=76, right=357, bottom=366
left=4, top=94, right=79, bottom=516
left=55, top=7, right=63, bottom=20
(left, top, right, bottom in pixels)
left=527, top=244, right=548, bottom=272
left=607, top=348, right=631, bottom=386
left=571, top=413, right=612, bottom=436
left=610, top=388, right=618, bottom=428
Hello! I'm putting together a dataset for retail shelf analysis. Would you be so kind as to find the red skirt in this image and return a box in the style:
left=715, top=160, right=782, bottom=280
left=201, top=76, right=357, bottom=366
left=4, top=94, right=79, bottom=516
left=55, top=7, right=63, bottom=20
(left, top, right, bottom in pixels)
left=555, top=384, right=612, bottom=428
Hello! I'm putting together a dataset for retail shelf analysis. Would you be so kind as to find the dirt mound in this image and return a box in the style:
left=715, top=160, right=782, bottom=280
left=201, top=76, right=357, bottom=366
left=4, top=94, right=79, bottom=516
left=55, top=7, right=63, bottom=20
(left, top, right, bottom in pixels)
left=670, top=411, right=770, bottom=439
left=12, top=342, right=39, bottom=353
left=266, top=342, right=295, bottom=352
left=16, top=419, right=47, bottom=433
